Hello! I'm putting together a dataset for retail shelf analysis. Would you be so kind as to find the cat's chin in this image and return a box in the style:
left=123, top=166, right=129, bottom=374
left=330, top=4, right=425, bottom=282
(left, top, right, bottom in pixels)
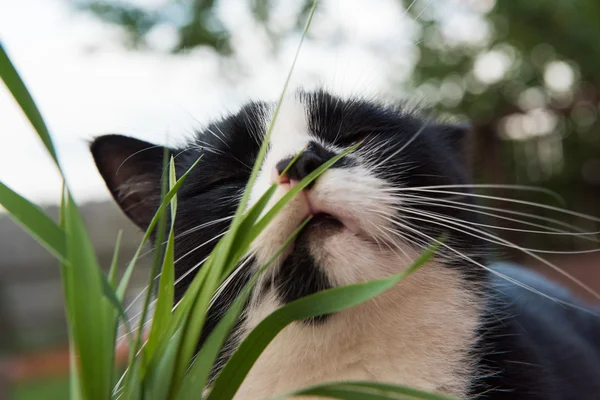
left=302, top=213, right=345, bottom=237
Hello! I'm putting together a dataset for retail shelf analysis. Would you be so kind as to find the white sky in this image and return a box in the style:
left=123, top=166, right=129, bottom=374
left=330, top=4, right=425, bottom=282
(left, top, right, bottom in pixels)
left=0, top=0, right=420, bottom=205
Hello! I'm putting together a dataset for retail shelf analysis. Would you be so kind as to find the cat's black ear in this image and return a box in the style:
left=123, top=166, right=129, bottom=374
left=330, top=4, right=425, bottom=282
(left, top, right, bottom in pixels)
left=91, top=134, right=170, bottom=230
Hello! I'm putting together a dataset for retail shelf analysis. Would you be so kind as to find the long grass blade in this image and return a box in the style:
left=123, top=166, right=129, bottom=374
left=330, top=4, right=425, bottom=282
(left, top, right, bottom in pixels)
left=250, top=143, right=359, bottom=239
left=58, top=186, right=82, bottom=400
left=169, top=2, right=321, bottom=387
left=116, top=155, right=202, bottom=299
left=64, top=192, right=114, bottom=400
left=175, top=217, right=313, bottom=399
left=0, top=181, right=66, bottom=262
left=277, top=381, right=458, bottom=400
left=206, top=241, right=440, bottom=400
left=0, top=43, right=60, bottom=168
left=145, top=157, right=178, bottom=364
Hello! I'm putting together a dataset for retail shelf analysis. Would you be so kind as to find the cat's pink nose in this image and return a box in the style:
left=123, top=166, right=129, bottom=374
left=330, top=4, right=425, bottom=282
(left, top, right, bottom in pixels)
left=272, top=167, right=290, bottom=184
left=275, top=149, right=326, bottom=186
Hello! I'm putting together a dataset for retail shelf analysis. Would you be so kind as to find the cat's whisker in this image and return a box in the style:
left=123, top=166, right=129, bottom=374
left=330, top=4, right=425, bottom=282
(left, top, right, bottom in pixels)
left=380, top=215, right=600, bottom=316
left=388, top=208, right=600, bottom=302
left=209, top=255, right=255, bottom=310
left=370, top=120, right=432, bottom=169
left=394, top=196, right=600, bottom=240
left=118, top=250, right=217, bottom=342
left=372, top=223, right=421, bottom=263
left=205, top=126, right=231, bottom=149
left=115, top=144, right=164, bottom=175
left=396, top=188, right=600, bottom=226
left=394, top=193, right=600, bottom=240
left=383, top=184, right=566, bottom=205
left=122, top=231, right=228, bottom=315
left=174, top=231, right=228, bottom=264
left=167, top=215, right=234, bottom=245
left=399, top=207, right=600, bottom=255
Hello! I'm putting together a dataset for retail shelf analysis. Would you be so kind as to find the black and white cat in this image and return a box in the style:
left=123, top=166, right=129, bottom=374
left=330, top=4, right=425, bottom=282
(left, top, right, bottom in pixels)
left=91, top=90, right=600, bottom=399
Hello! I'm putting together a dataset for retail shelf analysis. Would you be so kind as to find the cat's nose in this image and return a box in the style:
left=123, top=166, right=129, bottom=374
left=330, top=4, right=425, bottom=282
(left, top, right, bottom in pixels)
left=276, top=149, right=326, bottom=185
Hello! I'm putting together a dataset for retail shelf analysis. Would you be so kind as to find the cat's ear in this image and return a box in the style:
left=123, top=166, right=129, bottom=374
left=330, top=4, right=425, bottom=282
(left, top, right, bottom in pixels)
left=90, top=134, right=171, bottom=230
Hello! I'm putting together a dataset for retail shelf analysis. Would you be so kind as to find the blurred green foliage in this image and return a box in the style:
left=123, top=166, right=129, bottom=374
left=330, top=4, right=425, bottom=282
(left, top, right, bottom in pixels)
left=74, top=0, right=600, bottom=252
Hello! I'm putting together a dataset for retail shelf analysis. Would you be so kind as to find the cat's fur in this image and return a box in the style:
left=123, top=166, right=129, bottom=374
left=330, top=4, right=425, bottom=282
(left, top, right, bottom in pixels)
left=92, top=90, right=600, bottom=399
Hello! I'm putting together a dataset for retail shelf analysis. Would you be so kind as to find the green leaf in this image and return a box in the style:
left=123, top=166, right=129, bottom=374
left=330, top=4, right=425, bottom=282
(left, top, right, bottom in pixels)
left=120, top=359, right=142, bottom=400
left=102, top=273, right=133, bottom=349
left=207, top=241, right=440, bottom=400
left=225, top=148, right=305, bottom=269
left=171, top=2, right=322, bottom=387
left=58, top=187, right=82, bottom=400
left=250, top=143, right=358, bottom=240
left=225, top=184, right=277, bottom=269
left=144, top=158, right=178, bottom=365
left=0, top=181, right=66, bottom=262
left=171, top=240, right=224, bottom=391
left=175, top=217, right=313, bottom=399
left=108, top=230, right=123, bottom=286
left=0, top=43, right=60, bottom=168
left=144, top=330, right=183, bottom=400
left=229, top=0, right=319, bottom=224
left=63, top=192, right=114, bottom=400
left=127, top=149, right=171, bottom=379
left=281, top=386, right=404, bottom=400
left=116, top=155, right=202, bottom=299
left=278, top=382, right=459, bottom=400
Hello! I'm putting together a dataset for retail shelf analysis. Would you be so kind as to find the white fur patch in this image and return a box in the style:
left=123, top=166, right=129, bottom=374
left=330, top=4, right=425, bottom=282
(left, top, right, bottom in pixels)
left=233, top=95, right=480, bottom=399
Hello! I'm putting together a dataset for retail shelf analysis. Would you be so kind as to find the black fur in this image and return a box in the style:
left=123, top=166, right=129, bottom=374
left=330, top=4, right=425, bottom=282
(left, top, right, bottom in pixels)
left=91, top=90, right=600, bottom=398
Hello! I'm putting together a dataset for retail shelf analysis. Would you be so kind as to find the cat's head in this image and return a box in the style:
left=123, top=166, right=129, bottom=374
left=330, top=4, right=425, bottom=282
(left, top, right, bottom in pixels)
left=91, top=90, right=485, bottom=327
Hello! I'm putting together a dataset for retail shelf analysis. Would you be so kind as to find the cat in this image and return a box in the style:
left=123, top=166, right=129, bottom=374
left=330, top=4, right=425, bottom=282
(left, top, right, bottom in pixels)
left=91, top=90, right=600, bottom=399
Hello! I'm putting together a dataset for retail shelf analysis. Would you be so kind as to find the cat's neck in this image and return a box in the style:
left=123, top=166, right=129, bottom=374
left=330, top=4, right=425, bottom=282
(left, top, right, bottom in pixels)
left=236, top=262, right=483, bottom=399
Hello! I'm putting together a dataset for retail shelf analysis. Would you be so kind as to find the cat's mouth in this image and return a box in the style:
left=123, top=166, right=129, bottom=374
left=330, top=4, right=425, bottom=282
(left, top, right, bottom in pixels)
left=293, top=185, right=362, bottom=235
left=306, top=212, right=344, bottom=230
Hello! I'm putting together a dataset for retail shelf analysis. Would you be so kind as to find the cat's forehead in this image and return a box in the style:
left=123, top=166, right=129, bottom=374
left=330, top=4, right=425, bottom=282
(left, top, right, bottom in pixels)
left=194, top=91, right=420, bottom=151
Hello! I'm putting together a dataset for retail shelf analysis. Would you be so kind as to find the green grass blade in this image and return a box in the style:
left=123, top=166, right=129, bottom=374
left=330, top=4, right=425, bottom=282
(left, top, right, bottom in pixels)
left=207, top=241, right=440, bottom=400
left=171, top=243, right=224, bottom=391
left=249, top=143, right=358, bottom=240
left=108, top=230, right=123, bottom=286
left=64, top=192, right=114, bottom=400
left=102, top=273, right=133, bottom=346
left=226, top=184, right=277, bottom=265
left=170, top=2, right=320, bottom=384
left=0, top=43, right=60, bottom=168
left=279, top=386, right=404, bottom=400
left=277, top=382, right=459, bottom=400
left=144, top=158, right=178, bottom=365
left=232, top=0, right=319, bottom=220
left=144, top=330, right=183, bottom=400
left=120, top=359, right=142, bottom=400
left=128, top=149, right=171, bottom=375
left=58, top=187, right=82, bottom=400
left=174, top=102, right=351, bottom=394
left=0, top=181, right=66, bottom=262
left=170, top=186, right=283, bottom=391
left=116, top=155, right=202, bottom=299
left=175, top=217, right=313, bottom=398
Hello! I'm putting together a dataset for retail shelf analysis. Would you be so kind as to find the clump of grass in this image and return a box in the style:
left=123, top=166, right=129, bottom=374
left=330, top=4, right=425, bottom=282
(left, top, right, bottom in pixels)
left=0, top=2, right=454, bottom=399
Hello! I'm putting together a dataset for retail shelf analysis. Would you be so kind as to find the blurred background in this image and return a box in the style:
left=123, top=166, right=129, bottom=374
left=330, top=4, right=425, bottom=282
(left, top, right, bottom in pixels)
left=1, top=0, right=599, bottom=398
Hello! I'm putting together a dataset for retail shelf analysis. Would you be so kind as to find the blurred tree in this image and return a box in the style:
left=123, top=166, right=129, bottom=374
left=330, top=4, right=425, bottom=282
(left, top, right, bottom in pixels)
left=403, top=0, right=600, bottom=252
left=73, top=0, right=600, bottom=252
left=73, top=0, right=231, bottom=53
